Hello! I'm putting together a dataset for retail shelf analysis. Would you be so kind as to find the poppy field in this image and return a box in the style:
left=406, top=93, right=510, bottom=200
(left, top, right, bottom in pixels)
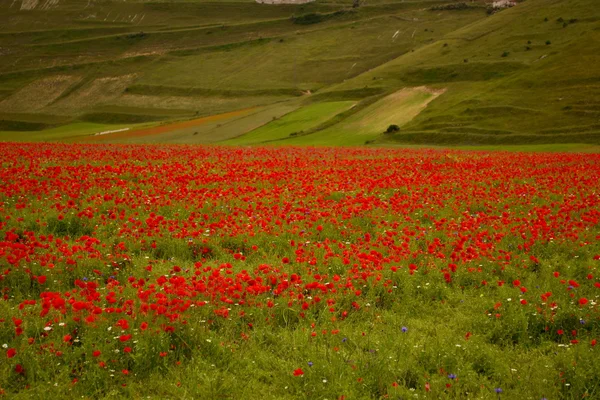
left=1, top=143, right=600, bottom=399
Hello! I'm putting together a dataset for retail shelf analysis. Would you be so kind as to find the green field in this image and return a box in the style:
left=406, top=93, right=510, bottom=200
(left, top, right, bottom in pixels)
left=0, top=0, right=599, bottom=149
left=283, top=87, right=444, bottom=145
left=3, top=2, right=600, bottom=398
left=225, top=101, right=355, bottom=145
left=95, top=102, right=301, bottom=144
left=0, top=122, right=149, bottom=142
left=333, top=0, right=600, bottom=146
left=2, top=144, right=600, bottom=399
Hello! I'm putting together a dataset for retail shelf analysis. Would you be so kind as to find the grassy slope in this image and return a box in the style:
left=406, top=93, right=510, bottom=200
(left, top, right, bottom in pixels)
left=325, top=0, right=600, bottom=146
left=0, top=0, right=490, bottom=136
left=0, top=0, right=599, bottom=149
left=0, top=122, right=149, bottom=142
left=282, top=87, right=444, bottom=145
left=134, top=8, right=483, bottom=92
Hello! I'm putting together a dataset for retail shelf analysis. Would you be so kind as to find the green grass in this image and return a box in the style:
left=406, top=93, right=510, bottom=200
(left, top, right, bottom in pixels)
left=379, top=130, right=600, bottom=146
left=0, top=112, right=72, bottom=131
left=225, top=101, right=355, bottom=145
left=79, top=113, right=169, bottom=124
left=381, top=143, right=600, bottom=153
left=454, top=143, right=600, bottom=152
left=0, top=122, right=149, bottom=142
left=133, top=8, right=478, bottom=92
left=2, top=145, right=600, bottom=398
left=330, top=0, right=600, bottom=146
left=111, top=93, right=290, bottom=121
left=126, top=84, right=305, bottom=98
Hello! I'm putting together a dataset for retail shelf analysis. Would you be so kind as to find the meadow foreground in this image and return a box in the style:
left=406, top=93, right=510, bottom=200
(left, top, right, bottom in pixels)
left=1, top=144, right=599, bottom=399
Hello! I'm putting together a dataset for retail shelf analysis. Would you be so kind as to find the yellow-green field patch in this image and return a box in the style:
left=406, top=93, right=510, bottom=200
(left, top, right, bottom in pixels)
left=283, top=87, right=444, bottom=145
left=0, top=76, right=81, bottom=112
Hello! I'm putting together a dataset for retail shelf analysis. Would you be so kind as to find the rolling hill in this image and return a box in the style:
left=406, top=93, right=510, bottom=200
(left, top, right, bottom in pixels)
left=0, top=0, right=599, bottom=148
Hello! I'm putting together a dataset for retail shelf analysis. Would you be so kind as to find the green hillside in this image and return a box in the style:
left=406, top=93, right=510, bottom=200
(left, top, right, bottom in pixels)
left=327, top=0, right=600, bottom=146
left=0, top=0, right=599, bottom=147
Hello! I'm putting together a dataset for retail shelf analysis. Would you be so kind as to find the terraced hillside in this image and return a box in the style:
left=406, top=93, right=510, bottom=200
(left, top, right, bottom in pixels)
left=0, top=0, right=599, bottom=147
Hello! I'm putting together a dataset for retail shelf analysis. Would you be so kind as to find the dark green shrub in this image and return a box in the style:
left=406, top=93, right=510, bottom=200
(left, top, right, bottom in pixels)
left=292, top=10, right=348, bottom=25
left=385, top=124, right=401, bottom=134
